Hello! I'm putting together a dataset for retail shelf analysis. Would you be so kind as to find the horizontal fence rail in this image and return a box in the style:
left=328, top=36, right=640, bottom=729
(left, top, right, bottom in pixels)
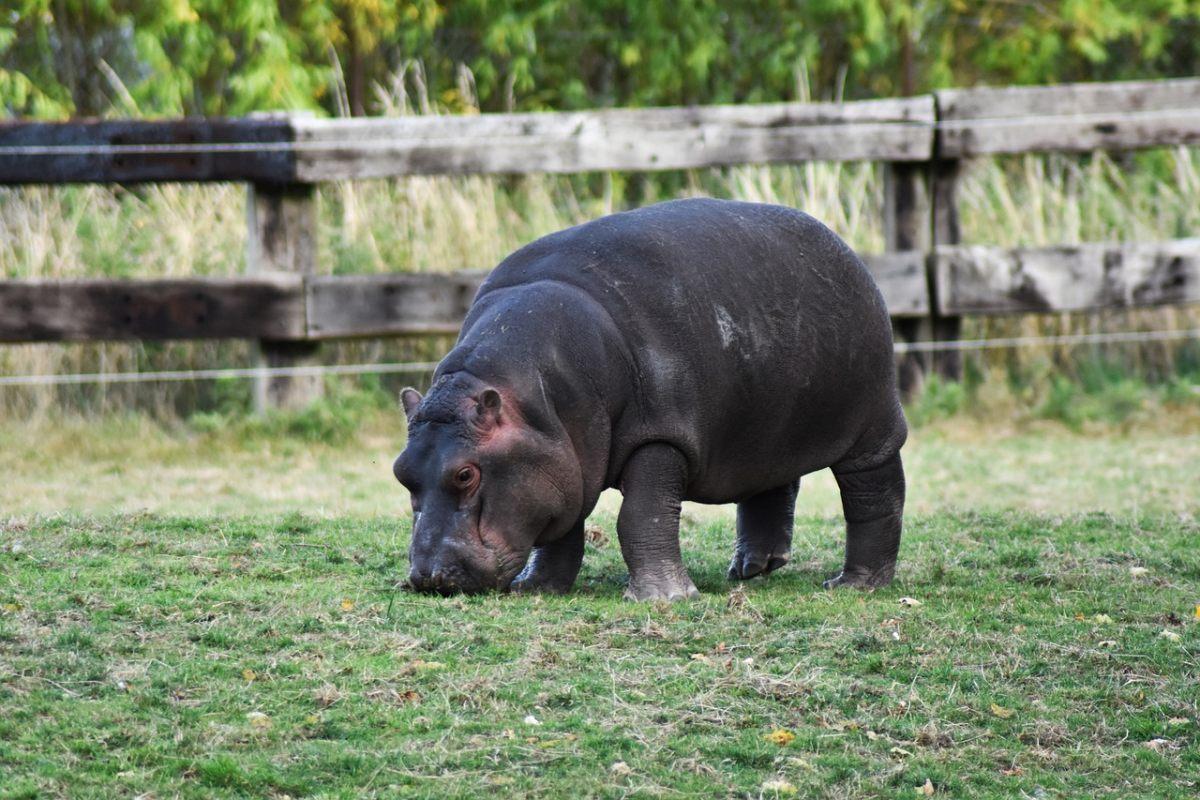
left=3, top=78, right=1200, bottom=184
left=0, top=97, right=936, bottom=183
left=3, top=76, right=1200, bottom=406
left=2, top=242, right=1198, bottom=344
left=935, top=78, right=1200, bottom=156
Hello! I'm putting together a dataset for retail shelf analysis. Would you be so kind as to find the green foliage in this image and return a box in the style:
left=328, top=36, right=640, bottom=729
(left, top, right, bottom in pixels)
left=4, top=2, right=1200, bottom=118
left=188, top=380, right=389, bottom=444
left=907, top=374, right=966, bottom=427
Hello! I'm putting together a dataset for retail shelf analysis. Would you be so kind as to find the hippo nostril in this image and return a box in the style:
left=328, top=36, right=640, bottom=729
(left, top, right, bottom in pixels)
left=407, top=566, right=430, bottom=589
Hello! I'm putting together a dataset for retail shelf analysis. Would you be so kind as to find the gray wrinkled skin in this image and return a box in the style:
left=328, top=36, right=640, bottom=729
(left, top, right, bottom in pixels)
left=393, top=198, right=907, bottom=600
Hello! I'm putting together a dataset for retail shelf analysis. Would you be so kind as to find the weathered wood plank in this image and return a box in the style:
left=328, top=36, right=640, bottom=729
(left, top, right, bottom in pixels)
left=928, top=159, right=963, bottom=379
left=307, top=257, right=924, bottom=341
left=881, top=161, right=933, bottom=394
left=0, top=276, right=305, bottom=342
left=306, top=272, right=488, bottom=338
left=0, top=119, right=296, bottom=184
left=936, top=240, right=1200, bottom=314
left=291, top=97, right=935, bottom=179
left=937, top=78, right=1200, bottom=156
left=938, top=78, right=1200, bottom=120
left=247, top=182, right=322, bottom=410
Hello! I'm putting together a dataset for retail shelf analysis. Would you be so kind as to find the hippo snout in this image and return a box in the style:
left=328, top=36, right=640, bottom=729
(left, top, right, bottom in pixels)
left=407, top=559, right=486, bottom=595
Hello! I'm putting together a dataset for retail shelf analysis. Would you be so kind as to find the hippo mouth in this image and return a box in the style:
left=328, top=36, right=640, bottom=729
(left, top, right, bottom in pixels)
left=404, top=546, right=530, bottom=596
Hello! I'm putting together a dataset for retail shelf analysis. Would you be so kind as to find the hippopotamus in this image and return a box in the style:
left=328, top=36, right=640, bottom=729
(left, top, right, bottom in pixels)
left=393, top=198, right=907, bottom=600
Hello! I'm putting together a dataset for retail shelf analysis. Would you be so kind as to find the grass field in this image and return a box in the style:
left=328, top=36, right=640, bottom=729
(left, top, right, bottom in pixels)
left=0, top=411, right=1198, bottom=798
left=1, top=511, right=1197, bottom=799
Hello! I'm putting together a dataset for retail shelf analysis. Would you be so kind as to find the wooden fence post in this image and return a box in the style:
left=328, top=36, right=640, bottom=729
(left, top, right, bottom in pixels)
left=929, top=159, right=963, bottom=381
left=246, top=182, right=322, bottom=412
left=883, top=161, right=931, bottom=397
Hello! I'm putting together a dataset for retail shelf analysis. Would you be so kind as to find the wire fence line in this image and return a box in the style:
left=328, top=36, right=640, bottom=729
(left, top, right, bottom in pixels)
left=0, top=361, right=442, bottom=388
left=893, top=327, right=1200, bottom=353
left=1, top=328, right=1197, bottom=388
left=0, top=137, right=562, bottom=157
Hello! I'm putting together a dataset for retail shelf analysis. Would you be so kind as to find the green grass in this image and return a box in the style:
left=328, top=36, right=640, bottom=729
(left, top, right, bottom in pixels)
left=1, top=510, right=1197, bottom=798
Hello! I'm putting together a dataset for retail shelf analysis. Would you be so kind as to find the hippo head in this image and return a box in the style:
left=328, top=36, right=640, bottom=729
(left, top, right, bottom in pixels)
left=393, top=373, right=583, bottom=594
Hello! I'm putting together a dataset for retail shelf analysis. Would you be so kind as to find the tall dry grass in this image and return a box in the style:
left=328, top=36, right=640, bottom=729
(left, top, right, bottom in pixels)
left=1, top=73, right=1198, bottom=420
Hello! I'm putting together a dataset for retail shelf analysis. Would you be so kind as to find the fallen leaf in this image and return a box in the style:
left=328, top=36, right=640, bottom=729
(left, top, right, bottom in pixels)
left=1160, top=630, right=1182, bottom=642
left=764, top=729, right=796, bottom=745
left=1012, top=624, right=1026, bottom=633
left=890, top=746, right=913, bottom=758
left=917, top=778, right=935, bottom=796
left=1145, top=738, right=1177, bottom=752
left=899, top=597, right=922, bottom=607
left=340, top=599, right=355, bottom=611
left=866, top=730, right=880, bottom=741
left=990, top=703, right=1015, bottom=719
left=314, top=684, right=342, bottom=708
left=584, top=525, right=609, bottom=547
left=609, top=761, right=632, bottom=776
left=242, top=669, right=257, bottom=682
left=1093, top=613, right=1113, bottom=624
left=1098, top=640, right=1117, bottom=648
left=1129, top=566, right=1148, bottom=577
left=690, top=653, right=712, bottom=665
left=1194, top=604, right=1200, bottom=621
left=761, top=779, right=798, bottom=795
left=1000, top=766, right=1024, bottom=777
left=0, top=603, right=19, bottom=613
left=523, top=714, right=541, bottom=726
left=1167, top=717, right=1190, bottom=726
left=246, top=711, right=272, bottom=731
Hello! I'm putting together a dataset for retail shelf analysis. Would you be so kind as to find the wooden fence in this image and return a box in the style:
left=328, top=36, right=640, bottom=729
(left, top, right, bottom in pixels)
left=2, top=77, right=1200, bottom=408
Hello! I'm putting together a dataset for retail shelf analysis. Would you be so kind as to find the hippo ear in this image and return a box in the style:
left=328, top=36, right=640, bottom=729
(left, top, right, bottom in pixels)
left=474, top=388, right=503, bottom=428
left=400, top=388, right=423, bottom=420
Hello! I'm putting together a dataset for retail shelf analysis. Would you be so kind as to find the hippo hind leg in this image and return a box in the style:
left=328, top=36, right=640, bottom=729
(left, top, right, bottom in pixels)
left=824, top=451, right=905, bottom=589
left=728, top=480, right=799, bottom=580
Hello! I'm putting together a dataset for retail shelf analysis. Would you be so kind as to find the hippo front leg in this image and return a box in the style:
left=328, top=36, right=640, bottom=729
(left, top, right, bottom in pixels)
left=616, top=443, right=699, bottom=601
left=825, top=452, right=905, bottom=589
left=509, top=519, right=585, bottom=595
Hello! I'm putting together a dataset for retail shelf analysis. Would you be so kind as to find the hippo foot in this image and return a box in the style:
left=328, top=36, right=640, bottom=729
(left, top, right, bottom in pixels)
left=509, top=573, right=573, bottom=595
left=727, top=549, right=790, bottom=580
left=623, top=574, right=700, bottom=602
left=822, top=564, right=895, bottom=590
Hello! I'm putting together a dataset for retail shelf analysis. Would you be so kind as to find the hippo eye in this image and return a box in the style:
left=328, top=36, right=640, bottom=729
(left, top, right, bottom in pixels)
left=453, top=465, right=477, bottom=488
